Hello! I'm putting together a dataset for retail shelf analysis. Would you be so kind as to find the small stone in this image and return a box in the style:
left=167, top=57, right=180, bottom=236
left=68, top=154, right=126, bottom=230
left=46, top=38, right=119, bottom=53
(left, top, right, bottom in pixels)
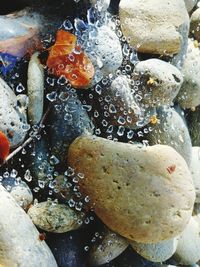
left=132, top=59, right=183, bottom=107
left=190, top=147, right=200, bottom=203
left=28, top=200, right=83, bottom=233
left=146, top=106, right=192, bottom=166
left=68, top=135, right=195, bottom=243
left=190, top=8, right=200, bottom=42
left=27, top=52, right=44, bottom=125
left=119, top=0, right=189, bottom=55
left=177, top=39, right=200, bottom=108
left=130, top=238, right=178, bottom=262
left=186, top=105, right=200, bottom=146
left=0, top=185, right=57, bottom=267
left=174, top=216, right=200, bottom=265
left=10, top=182, right=33, bottom=210
left=89, top=227, right=129, bottom=266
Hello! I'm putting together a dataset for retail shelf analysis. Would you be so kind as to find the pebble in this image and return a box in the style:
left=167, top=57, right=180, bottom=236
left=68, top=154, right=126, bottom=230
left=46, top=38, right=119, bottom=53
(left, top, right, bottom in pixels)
left=177, top=39, right=200, bottom=109
left=190, top=8, right=200, bottom=42
left=119, top=0, right=189, bottom=55
left=146, top=106, right=192, bottom=166
left=130, top=238, right=178, bottom=262
left=28, top=200, right=83, bottom=233
left=0, top=185, right=57, bottom=267
left=132, top=59, right=183, bottom=107
left=89, top=227, right=129, bottom=266
left=27, top=52, right=44, bottom=125
left=68, top=135, right=195, bottom=243
left=0, top=175, right=33, bottom=210
left=190, top=147, right=200, bottom=203
left=84, top=25, right=123, bottom=85
left=174, top=216, right=200, bottom=265
left=0, top=77, right=29, bottom=148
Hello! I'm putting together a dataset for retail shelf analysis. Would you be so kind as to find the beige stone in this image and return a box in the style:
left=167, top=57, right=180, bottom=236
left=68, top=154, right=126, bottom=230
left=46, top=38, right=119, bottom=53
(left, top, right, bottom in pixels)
left=68, top=135, right=195, bottom=243
left=184, top=0, right=198, bottom=12
left=28, top=200, right=83, bottom=233
left=132, top=59, right=183, bottom=107
left=0, top=185, right=57, bottom=267
left=130, top=238, right=178, bottom=262
left=174, top=216, right=200, bottom=265
left=177, top=39, right=200, bottom=108
left=119, top=0, right=189, bottom=55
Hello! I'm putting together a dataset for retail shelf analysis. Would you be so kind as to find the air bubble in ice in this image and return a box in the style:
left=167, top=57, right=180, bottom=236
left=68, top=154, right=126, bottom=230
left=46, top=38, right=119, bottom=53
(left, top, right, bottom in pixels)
left=46, top=91, right=57, bottom=102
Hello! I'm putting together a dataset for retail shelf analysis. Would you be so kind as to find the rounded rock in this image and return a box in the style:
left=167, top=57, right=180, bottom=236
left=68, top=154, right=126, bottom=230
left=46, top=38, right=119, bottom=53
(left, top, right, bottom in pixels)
left=132, top=59, right=183, bottom=107
left=28, top=200, right=83, bottom=233
left=89, top=227, right=129, bottom=266
left=130, top=238, right=178, bottom=262
left=174, top=216, right=200, bottom=265
left=119, top=0, right=189, bottom=55
left=177, top=39, right=200, bottom=108
left=68, top=135, right=195, bottom=243
left=0, top=185, right=57, bottom=267
left=10, top=182, right=33, bottom=210
left=146, top=106, right=192, bottom=166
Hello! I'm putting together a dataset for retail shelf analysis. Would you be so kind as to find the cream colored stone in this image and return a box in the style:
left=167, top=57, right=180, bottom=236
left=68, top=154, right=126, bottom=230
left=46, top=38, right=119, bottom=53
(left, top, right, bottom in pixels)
left=131, top=238, right=178, bottom=262
left=119, top=0, right=189, bottom=55
left=184, top=0, right=197, bottom=12
left=0, top=185, right=57, bottom=267
left=27, top=52, right=44, bottom=125
left=174, top=216, right=200, bottom=265
left=68, top=135, right=195, bottom=243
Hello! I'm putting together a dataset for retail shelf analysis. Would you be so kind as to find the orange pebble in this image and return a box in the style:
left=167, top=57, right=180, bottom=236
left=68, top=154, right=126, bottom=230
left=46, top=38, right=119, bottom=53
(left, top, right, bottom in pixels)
left=0, top=131, right=10, bottom=164
left=47, top=30, right=94, bottom=89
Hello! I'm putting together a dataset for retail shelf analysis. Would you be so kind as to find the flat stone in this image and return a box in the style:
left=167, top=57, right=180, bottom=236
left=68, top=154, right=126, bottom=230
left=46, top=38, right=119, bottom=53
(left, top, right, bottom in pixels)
left=68, top=135, right=195, bottom=243
left=119, top=0, right=189, bottom=55
left=28, top=200, right=83, bottom=233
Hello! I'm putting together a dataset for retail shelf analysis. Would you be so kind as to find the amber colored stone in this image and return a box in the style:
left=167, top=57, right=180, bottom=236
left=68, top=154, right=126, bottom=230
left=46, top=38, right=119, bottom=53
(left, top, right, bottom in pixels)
left=47, top=30, right=94, bottom=89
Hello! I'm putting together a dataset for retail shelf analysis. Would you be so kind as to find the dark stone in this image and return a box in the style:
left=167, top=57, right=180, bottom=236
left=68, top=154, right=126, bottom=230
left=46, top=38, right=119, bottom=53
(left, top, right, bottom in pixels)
left=45, top=227, right=92, bottom=267
left=49, top=90, right=94, bottom=169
